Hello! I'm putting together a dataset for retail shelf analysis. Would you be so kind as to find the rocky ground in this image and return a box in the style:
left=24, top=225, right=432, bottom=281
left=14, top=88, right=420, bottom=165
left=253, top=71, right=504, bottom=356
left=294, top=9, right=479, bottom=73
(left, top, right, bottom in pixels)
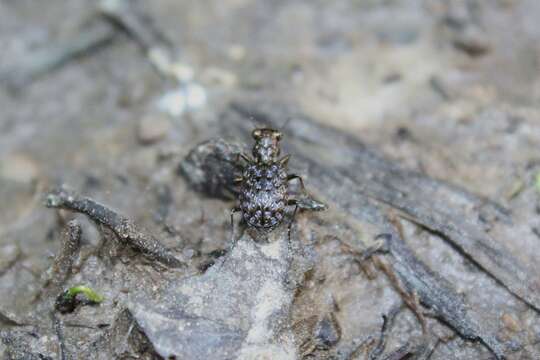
left=1, top=0, right=540, bottom=359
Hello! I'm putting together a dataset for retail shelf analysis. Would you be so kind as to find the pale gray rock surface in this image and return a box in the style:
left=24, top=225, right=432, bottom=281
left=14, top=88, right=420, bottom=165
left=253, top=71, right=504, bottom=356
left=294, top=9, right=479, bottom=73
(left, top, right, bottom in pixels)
left=130, top=228, right=313, bottom=360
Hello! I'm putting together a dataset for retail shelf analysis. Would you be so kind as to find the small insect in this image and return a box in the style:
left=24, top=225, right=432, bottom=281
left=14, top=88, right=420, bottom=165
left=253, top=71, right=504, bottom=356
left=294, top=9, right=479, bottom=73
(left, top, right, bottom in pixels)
left=231, top=127, right=310, bottom=238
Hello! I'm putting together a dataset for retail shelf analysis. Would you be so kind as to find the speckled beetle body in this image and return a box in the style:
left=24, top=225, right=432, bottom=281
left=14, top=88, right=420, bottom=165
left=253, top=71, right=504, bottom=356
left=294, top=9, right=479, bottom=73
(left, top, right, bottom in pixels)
left=239, top=162, right=288, bottom=228
left=232, top=128, right=305, bottom=231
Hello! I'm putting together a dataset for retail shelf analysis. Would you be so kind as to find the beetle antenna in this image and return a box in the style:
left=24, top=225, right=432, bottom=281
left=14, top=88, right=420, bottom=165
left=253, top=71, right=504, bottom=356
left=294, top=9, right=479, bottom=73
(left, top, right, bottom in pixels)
left=280, top=117, right=292, bottom=132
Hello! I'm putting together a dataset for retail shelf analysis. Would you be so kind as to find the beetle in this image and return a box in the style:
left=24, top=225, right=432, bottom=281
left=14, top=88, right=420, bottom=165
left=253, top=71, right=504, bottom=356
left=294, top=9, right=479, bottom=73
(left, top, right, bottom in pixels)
left=231, top=127, right=308, bottom=239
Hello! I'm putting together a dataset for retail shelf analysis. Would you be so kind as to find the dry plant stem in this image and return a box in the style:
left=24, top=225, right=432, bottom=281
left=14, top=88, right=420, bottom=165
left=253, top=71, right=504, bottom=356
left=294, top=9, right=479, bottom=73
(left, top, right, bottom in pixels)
left=383, top=214, right=428, bottom=336
left=368, top=306, right=401, bottom=360
left=381, top=343, right=420, bottom=360
left=45, top=220, right=82, bottom=292
left=340, top=238, right=386, bottom=280
left=45, top=189, right=183, bottom=268
left=374, top=256, right=428, bottom=337
left=424, top=339, right=442, bottom=360
left=347, top=336, right=378, bottom=360
left=386, top=232, right=504, bottom=359
left=340, top=237, right=388, bottom=264
left=1, top=21, right=116, bottom=92
left=99, top=0, right=170, bottom=51
left=98, top=0, right=175, bottom=77
left=1, top=0, right=175, bottom=93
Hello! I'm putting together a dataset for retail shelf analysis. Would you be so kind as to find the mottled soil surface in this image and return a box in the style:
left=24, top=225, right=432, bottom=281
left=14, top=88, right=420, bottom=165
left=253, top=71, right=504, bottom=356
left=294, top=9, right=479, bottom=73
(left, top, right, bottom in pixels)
left=1, top=0, right=540, bottom=359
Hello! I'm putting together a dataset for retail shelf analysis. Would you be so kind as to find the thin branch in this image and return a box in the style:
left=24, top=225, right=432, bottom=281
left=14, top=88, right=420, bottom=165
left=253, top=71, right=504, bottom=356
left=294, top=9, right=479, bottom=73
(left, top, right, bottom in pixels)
left=43, top=220, right=82, bottom=293
left=1, top=21, right=115, bottom=93
left=45, top=188, right=183, bottom=268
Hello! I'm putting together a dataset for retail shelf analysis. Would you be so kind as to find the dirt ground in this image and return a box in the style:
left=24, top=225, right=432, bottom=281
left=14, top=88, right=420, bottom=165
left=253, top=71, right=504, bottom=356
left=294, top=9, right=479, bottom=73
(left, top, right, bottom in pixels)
left=1, top=0, right=540, bottom=359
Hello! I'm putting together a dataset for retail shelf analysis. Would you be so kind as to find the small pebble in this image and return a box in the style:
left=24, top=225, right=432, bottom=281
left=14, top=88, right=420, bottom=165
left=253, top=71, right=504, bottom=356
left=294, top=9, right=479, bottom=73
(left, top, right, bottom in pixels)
left=137, top=113, right=172, bottom=145
left=0, top=153, right=39, bottom=184
left=453, top=26, right=491, bottom=57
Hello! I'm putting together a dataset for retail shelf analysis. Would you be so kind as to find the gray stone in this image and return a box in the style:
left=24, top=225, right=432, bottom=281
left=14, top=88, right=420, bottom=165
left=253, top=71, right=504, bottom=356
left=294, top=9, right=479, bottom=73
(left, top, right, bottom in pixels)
left=129, top=228, right=312, bottom=359
left=137, top=113, right=172, bottom=145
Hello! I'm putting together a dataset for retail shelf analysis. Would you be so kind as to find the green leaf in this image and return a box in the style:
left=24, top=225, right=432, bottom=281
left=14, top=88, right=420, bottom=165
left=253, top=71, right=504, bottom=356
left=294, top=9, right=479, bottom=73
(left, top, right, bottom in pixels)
left=65, top=285, right=104, bottom=303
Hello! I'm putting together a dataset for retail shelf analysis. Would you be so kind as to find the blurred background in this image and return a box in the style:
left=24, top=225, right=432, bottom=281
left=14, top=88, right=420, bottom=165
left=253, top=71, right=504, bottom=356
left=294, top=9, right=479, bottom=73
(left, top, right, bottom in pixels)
left=1, top=0, right=540, bottom=359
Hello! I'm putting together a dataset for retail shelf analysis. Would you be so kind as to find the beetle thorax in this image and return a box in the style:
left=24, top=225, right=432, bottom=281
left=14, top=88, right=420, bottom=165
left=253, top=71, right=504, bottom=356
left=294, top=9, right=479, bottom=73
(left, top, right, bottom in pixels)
left=251, top=128, right=282, bottom=164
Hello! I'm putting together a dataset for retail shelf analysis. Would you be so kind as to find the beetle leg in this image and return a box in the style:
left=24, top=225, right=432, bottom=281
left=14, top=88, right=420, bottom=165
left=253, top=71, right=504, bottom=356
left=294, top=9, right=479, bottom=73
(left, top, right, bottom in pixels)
left=229, top=206, right=242, bottom=247
left=239, top=153, right=252, bottom=163
left=287, top=174, right=306, bottom=192
left=218, top=207, right=242, bottom=271
left=286, top=199, right=299, bottom=244
left=279, top=155, right=291, bottom=166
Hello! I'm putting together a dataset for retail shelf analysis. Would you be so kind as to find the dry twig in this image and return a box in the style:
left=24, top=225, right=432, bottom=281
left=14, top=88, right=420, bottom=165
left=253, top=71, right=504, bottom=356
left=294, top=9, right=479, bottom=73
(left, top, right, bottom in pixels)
left=45, top=188, right=183, bottom=268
